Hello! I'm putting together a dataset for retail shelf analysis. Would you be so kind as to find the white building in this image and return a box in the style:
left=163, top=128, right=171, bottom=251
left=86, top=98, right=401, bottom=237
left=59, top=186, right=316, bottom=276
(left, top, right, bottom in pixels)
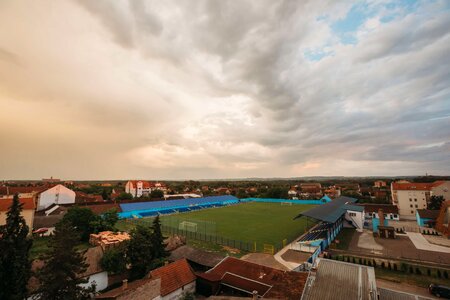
left=37, top=184, right=76, bottom=211
left=432, top=181, right=450, bottom=200
left=344, top=205, right=365, bottom=232
left=391, top=181, right=450, bottom=217
left=125, top=180, right=168, bottom=198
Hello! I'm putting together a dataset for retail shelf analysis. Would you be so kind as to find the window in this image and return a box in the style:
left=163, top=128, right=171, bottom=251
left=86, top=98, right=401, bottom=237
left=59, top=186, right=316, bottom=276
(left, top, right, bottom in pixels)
left=393, top=214, right=398, bottom=218
left=414, top=198, right=417, bottom=202
left=409, top=198, right=412, bottom=201
left=410, top=204, right=413, bottom=208
left=349, top=212, right=356, bottom=217
left=411, top=210, right=414, bottom=214
left=415, top=204, right=418, bottom=208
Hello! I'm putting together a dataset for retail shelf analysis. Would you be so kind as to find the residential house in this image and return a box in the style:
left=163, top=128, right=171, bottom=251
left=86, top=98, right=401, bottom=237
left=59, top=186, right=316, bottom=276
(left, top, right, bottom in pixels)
left=36, top=184, right=76, bottom=211
left=373, top=180, right=387, bottom=188
left=0, top=197, right=35, bottom=232
left=125, top=180, right=168, bottom=198
left=96, top=278, right=161, bottom=300
left=436, top=200, right=450, bottom=237
left=149, top=259, right=196, bottom=300
left=169, top=245, right=225, bottom=272
left=196, top=256, right=308, bottom=299
left=431, top=180, right=450, bottom=200
left=416, top=209, right=440, bottom=228
left=357, top=204, right=399, bottom=221
left=391, top=181, right=432, bottom=216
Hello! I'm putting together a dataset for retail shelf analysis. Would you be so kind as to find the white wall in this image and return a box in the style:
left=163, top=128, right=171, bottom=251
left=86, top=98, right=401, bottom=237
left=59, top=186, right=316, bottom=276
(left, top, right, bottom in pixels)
left=81, top=271, right=108, bottom=292
left=345, top=210, right=364, bottom=232
left=395, top=190, right=428, bottom=216
left=432, top=181, right=450, bottom=200
left=365, top=212, right=399, bottom=221
left=161, top=281, right=195, bottom=300
left=37, top=185, right=75, bottom=211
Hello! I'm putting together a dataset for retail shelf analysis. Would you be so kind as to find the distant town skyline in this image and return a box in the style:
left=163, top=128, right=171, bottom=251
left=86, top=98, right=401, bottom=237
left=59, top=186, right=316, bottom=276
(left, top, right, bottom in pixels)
left=0, top=0, right=449, bottom=180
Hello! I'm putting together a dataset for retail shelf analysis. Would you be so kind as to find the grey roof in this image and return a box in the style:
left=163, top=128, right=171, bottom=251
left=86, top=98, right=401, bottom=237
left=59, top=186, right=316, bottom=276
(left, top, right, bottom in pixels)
left=302, top=259, right=377, bottom=300
left=169, top=245, right=225, bottom=268
left=295, top=196, right=358, bottom=223
left=378, top=288, right=433, bottom=300
left=344, top=204, right=365, bottom=212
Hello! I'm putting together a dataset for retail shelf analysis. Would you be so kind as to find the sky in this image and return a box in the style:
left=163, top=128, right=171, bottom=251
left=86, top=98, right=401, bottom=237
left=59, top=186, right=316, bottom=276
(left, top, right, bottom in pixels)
left=0, top=0, right=449, bottom=180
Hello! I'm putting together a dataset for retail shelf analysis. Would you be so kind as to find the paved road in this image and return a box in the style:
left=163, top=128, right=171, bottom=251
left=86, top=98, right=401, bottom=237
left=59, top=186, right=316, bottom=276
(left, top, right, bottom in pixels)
left=377, top=279, right=436, bottom=299
left=406, top=232, right=450, bottom=253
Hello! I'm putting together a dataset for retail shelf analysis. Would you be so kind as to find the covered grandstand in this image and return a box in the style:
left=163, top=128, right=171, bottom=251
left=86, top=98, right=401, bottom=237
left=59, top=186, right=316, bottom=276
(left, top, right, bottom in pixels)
left=118, top=195, right=239, bottom=219
left=292, top=196, right=361, bottom=266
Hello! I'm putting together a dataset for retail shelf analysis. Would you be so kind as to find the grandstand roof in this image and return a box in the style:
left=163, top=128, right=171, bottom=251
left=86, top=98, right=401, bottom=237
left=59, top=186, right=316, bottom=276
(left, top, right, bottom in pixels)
left=294, top=196, right=358, bottom=223
left=119, top=195, right=238, bottom=212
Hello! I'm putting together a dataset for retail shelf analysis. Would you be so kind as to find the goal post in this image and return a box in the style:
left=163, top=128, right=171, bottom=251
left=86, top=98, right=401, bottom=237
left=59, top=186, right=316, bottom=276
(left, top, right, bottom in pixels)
left=281, top=202, right=293, bottom=206
left=263, top=244, right=275, bottom=255
left=178, top=221, right=198, bottom=232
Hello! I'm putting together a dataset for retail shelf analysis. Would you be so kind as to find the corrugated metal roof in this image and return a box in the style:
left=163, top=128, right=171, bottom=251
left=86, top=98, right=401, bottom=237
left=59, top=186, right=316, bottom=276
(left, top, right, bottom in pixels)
left=295, top=196, right=358, bottom=223
left=120, top=195, right=238, bottom=212
left=302, top=259, right=377, bottom=300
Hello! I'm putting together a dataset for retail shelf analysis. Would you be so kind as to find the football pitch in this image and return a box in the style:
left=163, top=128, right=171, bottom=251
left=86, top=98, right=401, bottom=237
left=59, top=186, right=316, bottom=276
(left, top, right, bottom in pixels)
left=118, top=202, right=316, bottom=250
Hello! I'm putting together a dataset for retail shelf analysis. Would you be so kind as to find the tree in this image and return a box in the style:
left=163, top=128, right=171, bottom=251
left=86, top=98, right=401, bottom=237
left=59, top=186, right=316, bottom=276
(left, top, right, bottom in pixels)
left=150, top=189, right=164, bottom=199
left=102, top=209, right=119, bottom=229
left=116, top=192, right=133, bottom=201
left=62, top=207, right=98, bottom=241
left=35, top=221, right=95, bottom=300
left=151, top=216, right=168, bottom=258
left=0, top=194, right=33, bottom=300
left=101, top=189, right=110, bottom=200
left=128, top=225, right=155, bottom=279
left=100, top=247, right=127, bottom=275
left=428, top=195, right=444, bottom=210
left=264, top=187, right=288, bottom=199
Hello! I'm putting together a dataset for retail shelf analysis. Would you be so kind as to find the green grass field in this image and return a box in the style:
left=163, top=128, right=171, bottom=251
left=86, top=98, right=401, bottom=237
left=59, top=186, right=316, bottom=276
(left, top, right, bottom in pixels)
left=116, top=202, right=316, bottom=251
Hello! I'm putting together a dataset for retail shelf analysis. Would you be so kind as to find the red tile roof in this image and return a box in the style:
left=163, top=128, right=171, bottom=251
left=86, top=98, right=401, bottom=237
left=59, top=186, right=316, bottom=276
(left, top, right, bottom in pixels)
left=391, top=182, right=433, bottom=191
left=127, top=180, right=167, bottom=189
left=80, top=203, right=122, bottom=215
left=0, top=197, right=35, bottom=211
left=0, top=186, right=47, bottom=195
left=150, top=259, right=196, bottom=296
left=357, top=204, right=399, bottom=214
left=198, top=257, right=308, bottom=299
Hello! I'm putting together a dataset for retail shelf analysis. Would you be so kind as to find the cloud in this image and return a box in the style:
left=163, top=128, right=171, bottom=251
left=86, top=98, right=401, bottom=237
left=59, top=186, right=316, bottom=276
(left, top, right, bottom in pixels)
left=0, top=0, right=449, bottom=179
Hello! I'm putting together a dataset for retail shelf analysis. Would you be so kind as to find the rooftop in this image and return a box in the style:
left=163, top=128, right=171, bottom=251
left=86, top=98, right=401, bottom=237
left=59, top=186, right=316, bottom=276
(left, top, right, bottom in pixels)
left=416, top=209, right=440, bottom=220
left=302, top=258, right=377, bottom=300
left=294, top=196, right=358, bottom=223
left=169, top=245, right=225, bottom=268
left=150, top=259, right=196, bottom=296
left=198, top=256, right=308, bottom=299
left=357, top=204, right=399, bottom=214
left=0, top=197, right=35, bottom=211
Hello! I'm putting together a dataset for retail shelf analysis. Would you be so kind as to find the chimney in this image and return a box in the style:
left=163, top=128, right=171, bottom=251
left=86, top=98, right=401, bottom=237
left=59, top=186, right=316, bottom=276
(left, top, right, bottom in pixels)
left=252, top=290, right=258, bottom=299
left=378, top=209, right=384, bottom=226
left=122, top=279, right=128, bottom=291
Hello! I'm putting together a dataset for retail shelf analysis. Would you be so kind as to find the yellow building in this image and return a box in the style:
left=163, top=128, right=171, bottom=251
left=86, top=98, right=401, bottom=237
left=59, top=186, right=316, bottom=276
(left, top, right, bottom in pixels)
left=0, top=197, right=35, bottom=231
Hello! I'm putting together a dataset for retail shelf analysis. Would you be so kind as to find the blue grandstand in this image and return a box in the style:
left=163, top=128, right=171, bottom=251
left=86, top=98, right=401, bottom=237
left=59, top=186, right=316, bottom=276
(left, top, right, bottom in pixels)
left=118, top=195, right=239, bottom=219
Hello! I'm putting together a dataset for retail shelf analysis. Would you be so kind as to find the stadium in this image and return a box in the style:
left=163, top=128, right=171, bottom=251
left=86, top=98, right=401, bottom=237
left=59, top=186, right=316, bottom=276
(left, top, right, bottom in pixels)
left=115, top=195, right=353, bottom=254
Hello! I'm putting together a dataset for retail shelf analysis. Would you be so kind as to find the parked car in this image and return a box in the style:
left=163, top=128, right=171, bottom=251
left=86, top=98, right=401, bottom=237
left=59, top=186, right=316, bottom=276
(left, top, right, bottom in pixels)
left=429, top=284, right=450, bottom=298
